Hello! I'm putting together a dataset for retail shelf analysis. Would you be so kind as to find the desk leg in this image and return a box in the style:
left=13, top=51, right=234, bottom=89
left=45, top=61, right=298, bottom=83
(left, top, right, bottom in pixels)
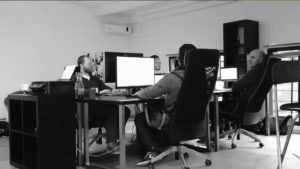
left=214, top=95, right=220, bottom=151
left=83, top=103, right=90, bottom=166
left=76, top=102, right=83, bottom=166
left=265, top=94, right=271, bottom=136
left=119, top=105, right=126, bottom=169
left=206, top=104, right=211, bottom=152
left=274, top=86, right=282, bottom=169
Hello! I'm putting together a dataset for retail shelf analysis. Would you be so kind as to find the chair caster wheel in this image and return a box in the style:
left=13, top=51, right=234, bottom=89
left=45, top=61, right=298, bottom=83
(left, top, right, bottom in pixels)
left=184, top=167, right=190, bottom=169
left=259, top=143, right=264, bottom=148
left=184, top=153, right=189, bottom=159
left=231, top=144, right=237, bottom=149
left=228, top=135, right=232, bottom=140
left=149, top=163, right=154, bottom=169
left=175, top=152, right=179, bottom=160
left=205, top=159, right=212, bottom=166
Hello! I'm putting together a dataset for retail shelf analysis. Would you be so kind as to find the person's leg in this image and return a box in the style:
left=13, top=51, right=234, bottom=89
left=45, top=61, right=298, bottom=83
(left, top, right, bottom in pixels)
left=103, top=105, right=131, bottom=143
left=134, top=113, right=161, bottom=152
left=88, top=103, right=107, bottom=154
left=135, top=113, right=171, bottom=163
left=89, top=103, right=106, bottom=129
left=89, top=104, right=130, bottom=154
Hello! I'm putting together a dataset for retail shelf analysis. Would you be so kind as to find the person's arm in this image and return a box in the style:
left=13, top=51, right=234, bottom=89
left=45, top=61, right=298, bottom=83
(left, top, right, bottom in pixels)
left=232, top=68, right=258, bottom=92
left=70, top=73, right=76, bottom=82
left=136, top=74, right=174, bottom=99
left=98, top=79, right=112, bottom=91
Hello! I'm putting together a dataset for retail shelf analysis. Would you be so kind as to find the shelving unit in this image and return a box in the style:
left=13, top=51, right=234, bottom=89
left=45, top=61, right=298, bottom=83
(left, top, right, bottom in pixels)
left=223, top=19, right=259, bottom=78
left=8, top=94, right=76, bottom=169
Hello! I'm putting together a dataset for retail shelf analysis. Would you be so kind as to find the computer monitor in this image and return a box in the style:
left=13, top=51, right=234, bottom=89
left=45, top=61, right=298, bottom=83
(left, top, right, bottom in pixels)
left=60, top=65, right=77, bottom=80
left=104, top=52, right=143, bottom=83
left=215, top=80, right=225, bottom=90
left=154, top=74, right=164, bottom=83
left=116, top=57, right=155, bottom=88
left=220, top=67, right=238, bottom=81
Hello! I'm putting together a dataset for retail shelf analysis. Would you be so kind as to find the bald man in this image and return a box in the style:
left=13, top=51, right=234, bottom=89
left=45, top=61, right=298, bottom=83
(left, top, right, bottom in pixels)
left=220, top=49, right=267, bottom=114
left=232, top=49, right=267, bottom=92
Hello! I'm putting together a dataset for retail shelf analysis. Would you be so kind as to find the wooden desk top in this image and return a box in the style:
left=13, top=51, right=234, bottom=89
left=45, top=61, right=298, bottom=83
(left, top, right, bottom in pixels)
left=76, top=95, right=164, bottom=105
left=213, top=88, right=233, bottom=94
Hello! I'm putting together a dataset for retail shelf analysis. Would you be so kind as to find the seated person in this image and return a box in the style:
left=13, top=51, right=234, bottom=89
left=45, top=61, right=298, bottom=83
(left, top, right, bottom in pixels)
left=72, top=54, right=130, bottom=154
left=220, top=49, right=267, bottom=114
left=151, top=55, right=162, bottom=74
left=133, top=44, right=197, bottom=162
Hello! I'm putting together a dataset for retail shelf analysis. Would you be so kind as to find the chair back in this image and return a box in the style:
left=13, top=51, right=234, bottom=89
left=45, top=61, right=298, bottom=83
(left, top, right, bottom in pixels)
left=243, top=57, right=280, bottom=125
left=272, top=61, right=300, bottom=85
left=171, top=49, right=219, bottom=141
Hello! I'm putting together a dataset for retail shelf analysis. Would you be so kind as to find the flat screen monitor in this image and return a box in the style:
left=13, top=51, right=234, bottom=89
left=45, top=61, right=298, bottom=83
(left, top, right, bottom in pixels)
left=60, top=65, right=77, bottom=80
left=220, top=67, right=238, bottom=80
left=116, top=57, right=155, bottom=88
left=154, top=74, right=164, bottom=83
left=104, top=52, right=143, bottom=83
left=215, top=80, right=225, bottom=90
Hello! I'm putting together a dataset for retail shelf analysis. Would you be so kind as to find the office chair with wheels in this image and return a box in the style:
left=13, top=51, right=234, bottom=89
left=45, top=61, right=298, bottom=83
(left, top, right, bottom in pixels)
left=272, top=60, right=300, bottom=169
left=140, top=49, right=220, bottom=169
left=220, top=57, right=280, bottom=149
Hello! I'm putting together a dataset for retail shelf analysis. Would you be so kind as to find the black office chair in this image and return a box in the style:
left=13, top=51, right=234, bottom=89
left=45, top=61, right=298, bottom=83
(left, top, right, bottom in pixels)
left=272, top=60, right=300, bottom=169
left=141, top=49, right=220, bottom=169
left=220, top=57, right=280, bottom=148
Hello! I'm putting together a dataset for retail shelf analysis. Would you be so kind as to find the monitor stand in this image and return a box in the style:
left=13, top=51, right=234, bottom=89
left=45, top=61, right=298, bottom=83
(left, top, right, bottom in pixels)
left=126, top=88, right=132, bottom=95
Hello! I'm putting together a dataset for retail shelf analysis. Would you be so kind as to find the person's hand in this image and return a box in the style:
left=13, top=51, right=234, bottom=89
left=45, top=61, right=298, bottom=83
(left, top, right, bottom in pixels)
left=112, top=89, right=118, bottom=93
left=133, top=91, right=140, bottom=96
left=99, top=89, right=111, bottom=95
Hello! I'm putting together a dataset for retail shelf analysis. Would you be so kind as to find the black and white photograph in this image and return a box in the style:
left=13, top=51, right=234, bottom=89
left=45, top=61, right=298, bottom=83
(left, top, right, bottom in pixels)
left=1, top=1, right=300, bottom=169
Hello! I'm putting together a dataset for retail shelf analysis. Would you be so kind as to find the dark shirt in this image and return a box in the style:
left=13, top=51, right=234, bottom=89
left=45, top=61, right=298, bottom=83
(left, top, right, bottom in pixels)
left=232, top=64, right=265, bottom=109
left=71, top=73, right=111, bottom=91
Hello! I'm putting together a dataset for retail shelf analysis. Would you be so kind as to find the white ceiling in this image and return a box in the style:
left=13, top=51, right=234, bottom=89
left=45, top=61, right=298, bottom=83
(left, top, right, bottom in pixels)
left=68, top=1, right=235, bottom=24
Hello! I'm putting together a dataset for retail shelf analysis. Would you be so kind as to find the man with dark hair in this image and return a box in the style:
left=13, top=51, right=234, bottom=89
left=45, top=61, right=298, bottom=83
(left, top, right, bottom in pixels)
left=150, top=55, right=161, bottom=73
left=72, top=54, right=130, bottom=154
left=133, top=44, right=197, bottom=163
left=178, top=44, right=197, bottom=66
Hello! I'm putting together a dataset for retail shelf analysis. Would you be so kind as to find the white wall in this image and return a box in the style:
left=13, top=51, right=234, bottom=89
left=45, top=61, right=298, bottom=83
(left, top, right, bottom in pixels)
left=2, top=1, right=300, bottom=118
left=0, top=2, right=129, bottom=119
left=129, top=1, right=300, bottom=73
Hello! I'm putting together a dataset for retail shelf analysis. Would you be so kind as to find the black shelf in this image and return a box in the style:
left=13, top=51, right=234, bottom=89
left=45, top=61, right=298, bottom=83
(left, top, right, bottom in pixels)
left=9, top=100, right=22, bottom=131
left=22, top=132, right=37, bottom=138
left=23, top=136, right=37, bottom=169
left=223, top=19, right=259, bottom=78
left=10, top=129, right=23, bottom=134
left=225, top=43, right=245, bottom=48
left=8, top=94, right=76, bottom=169
left=10, top=132, right=23, bottom=165
left=23, top=101, right=37, bottom=135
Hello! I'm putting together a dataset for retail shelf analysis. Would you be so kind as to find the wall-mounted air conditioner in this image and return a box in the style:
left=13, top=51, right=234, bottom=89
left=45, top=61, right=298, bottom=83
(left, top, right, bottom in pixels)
left=104, top=24, right=131, bottom=36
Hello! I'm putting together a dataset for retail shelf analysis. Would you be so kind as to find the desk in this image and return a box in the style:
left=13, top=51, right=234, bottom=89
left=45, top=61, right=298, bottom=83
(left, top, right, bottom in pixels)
left=77, top=89, right=232, bottom=167
left=209, top=88, right=233, bottom=151
left=76, top=96, right=164, bottom=169
left=266, top=43, right=300, bottom=135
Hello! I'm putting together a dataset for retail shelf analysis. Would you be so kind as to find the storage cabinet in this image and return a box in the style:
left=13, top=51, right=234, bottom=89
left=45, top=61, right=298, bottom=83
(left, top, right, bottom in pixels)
left=8, top=94, right=76, bottom=169
left=223, top=19, right=259, bottom=78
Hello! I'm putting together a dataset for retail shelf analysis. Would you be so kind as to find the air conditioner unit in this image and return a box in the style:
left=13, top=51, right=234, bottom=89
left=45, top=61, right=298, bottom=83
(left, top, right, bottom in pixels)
left=104, top=24, right=131, bottom=36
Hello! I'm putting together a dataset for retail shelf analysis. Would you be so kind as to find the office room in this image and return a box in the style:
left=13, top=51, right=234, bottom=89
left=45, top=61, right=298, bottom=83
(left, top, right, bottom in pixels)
left=1, top=0, right=300, bottom=169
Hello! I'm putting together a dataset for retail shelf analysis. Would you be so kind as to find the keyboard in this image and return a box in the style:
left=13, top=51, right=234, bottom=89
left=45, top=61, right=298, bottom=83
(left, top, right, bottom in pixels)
left=103, top=93, right=139, bottom=98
